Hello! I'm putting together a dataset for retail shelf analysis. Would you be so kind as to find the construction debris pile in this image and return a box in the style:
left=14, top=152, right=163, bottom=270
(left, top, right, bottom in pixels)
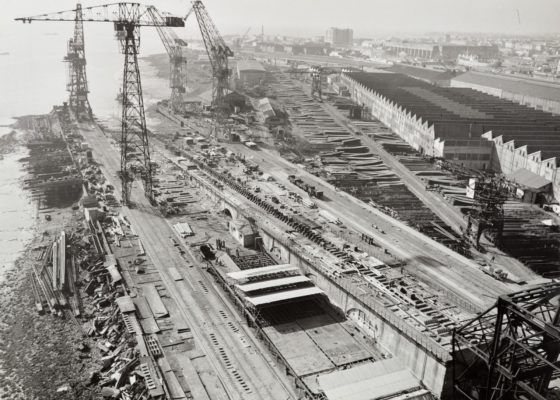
left=29, top=219, right=167, bottom=399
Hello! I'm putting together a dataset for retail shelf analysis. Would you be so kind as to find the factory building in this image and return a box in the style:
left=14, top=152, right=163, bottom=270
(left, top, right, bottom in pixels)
left=450, top=71, right=560, bottom=115
left=341, top=71, right=560, bottom=201
left=235, top=59, right=266, bottom=87
left=326, top=27, right=353, bottom=48
left=383, top=42, right=500, bottom=62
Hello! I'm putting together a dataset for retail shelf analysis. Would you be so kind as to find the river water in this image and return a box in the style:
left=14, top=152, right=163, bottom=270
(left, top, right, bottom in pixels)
left=0, top=12, right=169, bottom=283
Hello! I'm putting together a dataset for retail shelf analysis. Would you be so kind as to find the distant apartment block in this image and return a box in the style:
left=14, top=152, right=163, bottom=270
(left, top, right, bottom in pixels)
left=326, top=27, right=353, bottom=48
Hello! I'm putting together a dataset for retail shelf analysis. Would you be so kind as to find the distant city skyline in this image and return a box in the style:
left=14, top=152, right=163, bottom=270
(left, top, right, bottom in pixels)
left=4, top=0, right=560, bottom=39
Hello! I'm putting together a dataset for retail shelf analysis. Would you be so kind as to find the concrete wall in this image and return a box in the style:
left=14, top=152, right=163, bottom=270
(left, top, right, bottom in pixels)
left=191, top=170, right=453, bottom=398
left=260, top=229, right=452, bottom=399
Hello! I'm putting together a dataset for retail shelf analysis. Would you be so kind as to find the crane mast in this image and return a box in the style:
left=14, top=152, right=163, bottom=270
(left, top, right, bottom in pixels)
left=188, top=0, right=233, bottom=109
left=64, top=3, right=92, bottom=121
left=16, top=3, right=185, bottom=206
left=147, top=7, right=188, bottom=115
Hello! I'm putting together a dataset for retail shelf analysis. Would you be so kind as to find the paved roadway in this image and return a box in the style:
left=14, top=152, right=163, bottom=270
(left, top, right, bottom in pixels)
left=79, top=123, right=295, bottom=400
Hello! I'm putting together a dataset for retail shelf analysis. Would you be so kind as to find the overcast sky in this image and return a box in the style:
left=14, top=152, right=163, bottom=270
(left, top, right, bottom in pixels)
left=3, top=0, right=560, bottom=38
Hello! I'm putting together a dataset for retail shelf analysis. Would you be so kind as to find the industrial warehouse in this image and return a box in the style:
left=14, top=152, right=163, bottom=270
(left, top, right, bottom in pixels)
left=2, top=1, right=560, bottom=400
left=341, top=71, right=560, bottom=202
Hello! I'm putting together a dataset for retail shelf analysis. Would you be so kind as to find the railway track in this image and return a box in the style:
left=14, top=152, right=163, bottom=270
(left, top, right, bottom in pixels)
left=80, top=122, right=295, bottom=400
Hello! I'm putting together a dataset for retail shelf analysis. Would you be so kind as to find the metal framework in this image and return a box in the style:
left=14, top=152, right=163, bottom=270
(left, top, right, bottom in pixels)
left=146, top=7, right=188, bottom=115
left=287, top=65, right=355, bottom=101
left=186, top=0, right=233, bottom=109
left=16, top=3, right=184, bottom=205
left=466, top=176, right=509, bottom=247
left=64, top=3, right=92, bottom=121
left=452, top=282, right=560, bottom=400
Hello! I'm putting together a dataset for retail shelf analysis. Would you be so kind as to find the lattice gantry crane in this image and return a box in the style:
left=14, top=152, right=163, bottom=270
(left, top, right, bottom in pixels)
left=16, top=3, right=185, bottom=206
left=288, top=65, right=355, bottom=101
left=64, top=3, right=92, bottom=121
left=453, top=282, right=560, bottom=400
left=146, top=7, right=188, bottom=115
left=185, top=0, right=234, bottom=109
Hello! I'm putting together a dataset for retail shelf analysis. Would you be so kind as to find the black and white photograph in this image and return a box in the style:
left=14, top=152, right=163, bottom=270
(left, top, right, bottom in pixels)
left=1, top=1, right=560, bottom=399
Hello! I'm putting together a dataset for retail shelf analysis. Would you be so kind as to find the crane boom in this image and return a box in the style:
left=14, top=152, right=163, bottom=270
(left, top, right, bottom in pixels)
left=15, top=2, right=184, bottom=27
left=146, top=6, right=188, bottom=114
left=16, top=3, right=184, bottom=206
left=189, top=0, right=233, bottom=107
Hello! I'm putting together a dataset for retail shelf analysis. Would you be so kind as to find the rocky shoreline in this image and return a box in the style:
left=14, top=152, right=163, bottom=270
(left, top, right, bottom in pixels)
left=0, top=108, right=162, bottom=400
left=0, top=206, right=103, bottom=400
left=0, top=119, right=99, bottom=399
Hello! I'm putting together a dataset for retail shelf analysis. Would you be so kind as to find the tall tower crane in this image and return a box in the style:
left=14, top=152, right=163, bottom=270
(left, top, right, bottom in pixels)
left=16, top=3, right=184, bottom=206
left=64, top=3, right=92, bottom=121
left=146, top=7, right=188, bottom=115
left=185, top=1, right=234, bottom=109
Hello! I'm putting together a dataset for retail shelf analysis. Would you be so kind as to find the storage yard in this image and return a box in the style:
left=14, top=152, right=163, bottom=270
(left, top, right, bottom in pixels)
left=7, top=2, right=560, bottom=400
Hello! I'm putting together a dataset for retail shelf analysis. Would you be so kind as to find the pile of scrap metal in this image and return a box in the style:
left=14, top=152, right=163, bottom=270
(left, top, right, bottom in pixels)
left=89, top=301, right=155, bottom=400
left=78, top=243, right=164, bottom=399
left=30, top=228, right=96, bottom=317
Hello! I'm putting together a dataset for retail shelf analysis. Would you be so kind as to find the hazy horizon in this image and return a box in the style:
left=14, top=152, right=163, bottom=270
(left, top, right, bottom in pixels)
left=3, top=0, right=560, bottom=39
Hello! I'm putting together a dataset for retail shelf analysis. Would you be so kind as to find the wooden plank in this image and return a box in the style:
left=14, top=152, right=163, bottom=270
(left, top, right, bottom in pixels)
left=133, top=296, right=153, bottom=320
left=173, top=353, right=210, bottom=400
left=144, top=284, right=168, bottom=318
left=115, top=295, right=135, bottom=313
left=139, top=316, right=161, bottom=334
left=52, top=242, right=58, bottom=290
left=59, top=232, right=66, bottom=289
left=164, top=371, right=188, bottom=400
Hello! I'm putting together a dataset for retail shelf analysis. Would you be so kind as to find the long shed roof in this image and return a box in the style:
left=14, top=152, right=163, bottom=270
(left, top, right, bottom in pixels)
left=452, top=71, right=560, bottom=102
left=344, top=71, right=560, bottom=162
left=244, top=287, right=324, bottom=307
left=235, top=275, right=311, bottom=293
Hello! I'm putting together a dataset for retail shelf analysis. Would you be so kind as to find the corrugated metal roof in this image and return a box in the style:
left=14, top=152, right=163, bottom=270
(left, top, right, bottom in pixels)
left=317, top=358, right=423, bottom=400
left=245, top=286, right=324, bottom=306
left=507, top=168, right=552, bottom=190
left=235, top=275, right=310, bottom=293
left=453, top=71, right=560, bottom=101
left=387, top=64, right=457, bottom=82
left=237, top=60, right=266, bottom=72
left=227, top=264, right=300, bottom=282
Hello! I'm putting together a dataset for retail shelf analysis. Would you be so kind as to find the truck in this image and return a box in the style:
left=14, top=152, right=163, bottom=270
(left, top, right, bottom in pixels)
left=480, top=264, right=508, bottom=281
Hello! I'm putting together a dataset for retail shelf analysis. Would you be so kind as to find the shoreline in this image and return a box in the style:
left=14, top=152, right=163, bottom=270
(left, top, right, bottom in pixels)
left=0, top=125, right=98, bottom=399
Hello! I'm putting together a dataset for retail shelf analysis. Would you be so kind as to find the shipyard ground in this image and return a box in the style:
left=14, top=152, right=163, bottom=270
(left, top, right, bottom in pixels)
left=79, top=122, right=298, bottom=399
left=7, top=53, right=552, bottom=400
